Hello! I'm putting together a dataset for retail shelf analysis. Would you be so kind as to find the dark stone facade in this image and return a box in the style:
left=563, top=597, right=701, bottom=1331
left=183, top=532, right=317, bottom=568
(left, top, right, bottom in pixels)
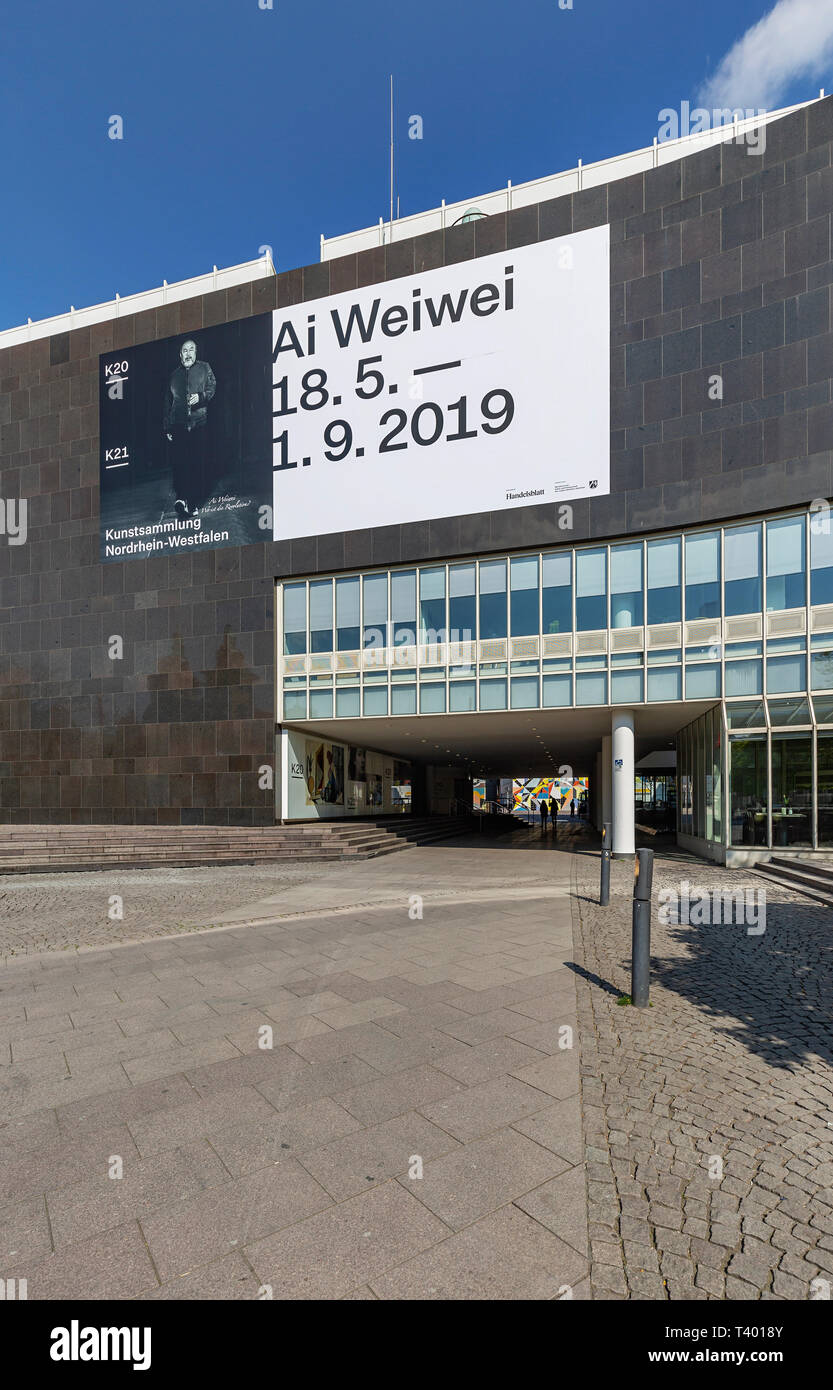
left=0, top=99, right=831, bottom=822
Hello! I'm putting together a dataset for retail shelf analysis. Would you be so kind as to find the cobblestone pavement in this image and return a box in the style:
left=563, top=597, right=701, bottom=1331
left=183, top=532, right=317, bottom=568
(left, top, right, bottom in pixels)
left=572, top=849, right=833, bottom=1300
left=0, top=833, right=590, bottom=1300
left=0, top=865, right=326, bottom=961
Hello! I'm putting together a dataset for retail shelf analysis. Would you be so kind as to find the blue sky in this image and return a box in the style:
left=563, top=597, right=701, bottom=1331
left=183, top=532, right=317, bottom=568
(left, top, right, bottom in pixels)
left=2, top=0, right=831, bottom=328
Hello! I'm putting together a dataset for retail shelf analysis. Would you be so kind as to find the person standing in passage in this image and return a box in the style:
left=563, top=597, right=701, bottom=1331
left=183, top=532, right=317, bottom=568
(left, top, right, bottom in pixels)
left=570, top=796, right=576, bottom=818
left=539, top=795, right=549, bottom=832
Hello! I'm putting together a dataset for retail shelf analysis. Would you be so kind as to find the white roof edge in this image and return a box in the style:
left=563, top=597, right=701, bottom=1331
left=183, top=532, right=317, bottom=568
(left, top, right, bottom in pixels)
left=0, top=253, right=276, bottom=352
left=320, top=96, right=823, bottom=260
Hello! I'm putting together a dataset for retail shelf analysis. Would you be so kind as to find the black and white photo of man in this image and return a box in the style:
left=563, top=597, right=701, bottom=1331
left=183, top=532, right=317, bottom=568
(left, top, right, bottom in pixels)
left=99, top=313, right=271, bottom=563
left=164, top=338, right=217, bottom=515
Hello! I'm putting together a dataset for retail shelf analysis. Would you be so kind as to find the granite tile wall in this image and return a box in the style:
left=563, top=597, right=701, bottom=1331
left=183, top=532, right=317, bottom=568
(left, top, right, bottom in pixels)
left=0, top=98, right=831, bottom=822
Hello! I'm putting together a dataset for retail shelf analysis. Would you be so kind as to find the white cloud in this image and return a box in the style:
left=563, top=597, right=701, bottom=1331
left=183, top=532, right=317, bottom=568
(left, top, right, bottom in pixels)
left=697, top=0, right=833, bottom=111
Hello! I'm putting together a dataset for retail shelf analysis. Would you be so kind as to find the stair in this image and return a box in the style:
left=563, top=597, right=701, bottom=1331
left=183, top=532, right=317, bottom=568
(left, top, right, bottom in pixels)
left=0, top=815, right=483, bottom=874
left=752, top=855, right=833, bottom=907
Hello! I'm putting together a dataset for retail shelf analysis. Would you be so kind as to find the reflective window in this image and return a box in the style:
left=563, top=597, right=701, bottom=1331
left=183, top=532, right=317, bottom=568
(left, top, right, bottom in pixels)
left=510, top=556, right=539, bottom=636
left=730, top=735, right=767, bottom=846
left=543, top=674, right=572, bottom=706
left=391, top=569, right=416, bottom=647
left=336, top=577, right=360, bottom=651
left=542, top=552, right=572, bottom=634
left=479, top=678, right=507, bottom=710
left=685, top=663, right=721, bottom=698
left=283, top=690, right=307, bottom=718
left=810, top=516, right=833, bottom=607
left=309, top=580, right=333, bottom=653
left=647, top=538, right=681, bottom=624
left=725, top=700, right=766, bottom=728
left=362, top=573, right=387, bottom=651
left=611, top=669, right=643, bottom=703
left=449, top=680, right=476, bottom=712
left=419, top=568, right=446, bottom=643
left=510, top=676, right=539, bottom=708
left=363, top=686, right=388, bottom=716
left=725, top=659, right=762, bottom=696
left=610, top=545, right=643, bottom=628
left=449, top=564, right=476, bottom=643
left=685, top=532, right=720, bottom=620
left=576, top=549, right=607, bottom=631
left=283, top=583, right=307, bottom=655
left=771, top=733, right=812, bottom=846
left=724, top=525, right=761, bottom=616
left=766, top=516, right=805, bottom=611
left=479, top=560, right=507, bottom=640
left=309, top=688, right=333, bottom=718
left=647, top=667, right=681, bottom=701
left=576, top=672, right=607, bottom=705
left=335, top=688, right=360, bottom=717
left=766, top=654, right=806, bottom=694
left=811, top=650, right=833, bottom=689
left=818, top=733, right=833, bottom=846
left=419, top=684, right=445, bottom=714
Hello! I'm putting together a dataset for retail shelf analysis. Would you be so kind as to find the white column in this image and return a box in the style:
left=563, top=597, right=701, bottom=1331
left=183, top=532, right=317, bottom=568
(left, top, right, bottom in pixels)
left=602, top=735, right=612, bottom=833
left=612, top=709, right=635, bottom=858
left=593, top=750, right=603, bottom=830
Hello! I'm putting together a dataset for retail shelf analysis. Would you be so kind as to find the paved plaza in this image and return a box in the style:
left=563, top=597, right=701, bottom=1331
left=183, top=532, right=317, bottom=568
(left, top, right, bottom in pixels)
left=0, top=825, right=831, bottom=1300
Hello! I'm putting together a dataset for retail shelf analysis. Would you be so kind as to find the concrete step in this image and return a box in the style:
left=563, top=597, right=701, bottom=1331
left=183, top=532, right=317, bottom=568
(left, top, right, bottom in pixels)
left=752, top=859, right=833, bottom=907
left=0, top=816, right=473, bottom=872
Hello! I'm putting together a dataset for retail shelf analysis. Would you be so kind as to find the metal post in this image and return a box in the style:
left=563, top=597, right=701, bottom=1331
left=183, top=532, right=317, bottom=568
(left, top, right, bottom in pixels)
left=631, top=848, right=653, bottom=1008
left=600, top=821, right=611, bottom=906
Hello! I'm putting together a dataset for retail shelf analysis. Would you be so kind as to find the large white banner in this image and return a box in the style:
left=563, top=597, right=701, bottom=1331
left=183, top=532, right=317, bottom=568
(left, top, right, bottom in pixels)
left=271, top=225, right=609, bottom=540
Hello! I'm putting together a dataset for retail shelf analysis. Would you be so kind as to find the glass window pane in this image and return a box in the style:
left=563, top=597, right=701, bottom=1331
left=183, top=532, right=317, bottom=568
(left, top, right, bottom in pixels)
left=725, top=700, right=766, bottom=728
left=766, top=654, right=806, bottom=693
left=449, top=563, right=476, bottom=643
left=647, top=666, right=681, bottom=701
left=419, top=568, right=447, bottom=642
left=576, top=672, right=607, bottom=705
left=449, top=680, right=476, bottom=712
left=813, top=695, right=833, bottom=723
left=725, top=659, right=762, bottom=696
left=812, top=650, right=833, bottom=689
left=335, top=688, right=360, bottom=717
left=510, top=557, right=539, bottom=636
left=479, top=678, right=507, bottom=710
left=390, top=570, right=416, bottom=647
left=771, top=734, right=812, bottom=846
left=283, top=690, right=307, bottom=719
left=363, top=686, right=388, bottom=716
left=724, top=525, right=762, bottom=617
left=729, top=735, right=767, bottom=846
left=768, top=697, right=811, bottom=725
left=766, top=516, right=806, bottom=611
left=419, top=684, right=446, bottom=714
left=685, top=532, right=720, bottom=620
left=336, top=577, right=360, bottom=651
left=479, top=561, right=507, bottom=640
left=543, top=674, right=572, bottom=706
left=647, top=538, right=681, bottom=623
left=510, top=676, right=539, bottom=708
left=309, top=688, right=333, bottom=718
left=611, top=669, right=643, bottom=703
left=610, top=545, right=643, bottom=628
left=542, top=551, right=572, bottom=634
left=685, top=663, right=721, bottom=698
left=391, top=684, right=417, bottom=715
left=576, top=549, right=607, bottom=631
left=309, top=580, right=333, bottom=653
left=362, top=574, right=388, bottom=650
left=818, top=732, right=833, bottom=845
left=283, top=583, right=307, bottom=655
left=811, top=516, right=833, bottom=606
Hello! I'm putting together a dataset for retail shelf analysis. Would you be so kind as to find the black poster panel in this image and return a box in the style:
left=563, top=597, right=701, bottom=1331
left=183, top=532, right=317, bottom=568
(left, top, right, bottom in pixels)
left=99, top=314, right=271, bottom=562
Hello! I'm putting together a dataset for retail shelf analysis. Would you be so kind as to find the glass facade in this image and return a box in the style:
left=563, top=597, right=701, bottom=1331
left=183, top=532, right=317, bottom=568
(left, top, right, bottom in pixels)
left=279, top=507, right=833, bottom=724
left=680, top=693, right=833, bottom=852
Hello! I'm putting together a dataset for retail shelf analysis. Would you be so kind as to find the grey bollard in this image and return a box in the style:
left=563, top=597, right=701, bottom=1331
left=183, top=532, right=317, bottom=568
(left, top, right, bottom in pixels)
left=600, top=821, right=611, bottom=906
left=631, top=848, right=653, bottom=1008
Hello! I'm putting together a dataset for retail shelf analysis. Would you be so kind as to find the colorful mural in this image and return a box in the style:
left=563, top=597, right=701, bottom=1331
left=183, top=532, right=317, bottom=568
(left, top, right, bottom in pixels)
left=473, top=776, right=589, bottom=812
